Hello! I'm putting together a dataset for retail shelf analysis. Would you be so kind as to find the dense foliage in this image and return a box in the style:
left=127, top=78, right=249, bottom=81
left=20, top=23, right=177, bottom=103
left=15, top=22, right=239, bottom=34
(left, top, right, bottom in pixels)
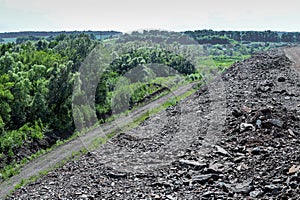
left=0, top=34, right=101, bottom=158
left=185, top=29, right=300, bottom=43
left=110, top=48, right=195, bottom=75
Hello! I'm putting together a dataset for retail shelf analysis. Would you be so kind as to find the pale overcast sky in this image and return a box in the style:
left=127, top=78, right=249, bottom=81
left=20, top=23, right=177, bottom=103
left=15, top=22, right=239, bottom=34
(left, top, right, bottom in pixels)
left=0, top=0, right=300, bottom=32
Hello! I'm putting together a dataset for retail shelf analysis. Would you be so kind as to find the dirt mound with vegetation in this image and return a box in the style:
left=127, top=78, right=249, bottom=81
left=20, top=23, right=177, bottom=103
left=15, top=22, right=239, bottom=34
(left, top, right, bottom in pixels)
left=8, top=48, right=300, bottom=199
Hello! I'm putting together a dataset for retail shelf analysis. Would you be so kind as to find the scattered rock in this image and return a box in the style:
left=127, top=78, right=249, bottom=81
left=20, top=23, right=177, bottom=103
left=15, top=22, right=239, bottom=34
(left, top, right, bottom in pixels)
left=241, top=105, right=252, bottom=113
left=232, top=109, right=242, bottom=118
left=264, top=184, right=281, bottom=194
left=233, top=156, right=245, bottom=163
left=107, top=172, right=127, bottom=179
left=278, top=77, right=286, bottom=82
left=240, top=123, right=255, bottom=132
left=251, top=147, right=262, bottom=155
left=236, top=163, right=249, bottom=171
left=230, top=179, right=253, bottom=194
left=192, top=174, right=214, bottom=184
left=208, top=163, right=226, bottom=173
left=250, top=189, right=263, bottom=198
left=264, top=119, right=284, bottom=128
left=288, top=165, right=300, bottom=174
left=201, top=191, right=215, bottom=197
left=288, top=129, right=296, bottom=137
left=179, top=159, right=207, bottom=169
left=166, top=194, right=175, bottom=200
left=215, top=145, right=231, bottom=156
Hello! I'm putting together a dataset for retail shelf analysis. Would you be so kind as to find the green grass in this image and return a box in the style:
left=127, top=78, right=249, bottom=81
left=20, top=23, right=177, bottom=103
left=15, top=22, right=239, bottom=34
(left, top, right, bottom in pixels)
left=196, top=55, right=250, bottom=77
left=198, top=55, right=250, bottom=68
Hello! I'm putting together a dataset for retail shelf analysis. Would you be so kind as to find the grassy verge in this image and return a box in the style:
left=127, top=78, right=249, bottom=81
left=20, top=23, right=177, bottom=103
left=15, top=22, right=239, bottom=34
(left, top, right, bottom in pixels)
left=197, top=55, right=250, bottom=72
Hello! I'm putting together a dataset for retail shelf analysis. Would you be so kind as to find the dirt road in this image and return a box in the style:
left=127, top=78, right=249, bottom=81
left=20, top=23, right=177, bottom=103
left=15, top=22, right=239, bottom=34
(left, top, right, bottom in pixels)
left=0, top=82, right=198, bottom=199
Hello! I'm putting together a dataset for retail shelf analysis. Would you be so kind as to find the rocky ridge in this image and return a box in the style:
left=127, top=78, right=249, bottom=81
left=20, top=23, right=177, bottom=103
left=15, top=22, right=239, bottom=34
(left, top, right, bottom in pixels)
left=8, top=48, right=300, bottom=199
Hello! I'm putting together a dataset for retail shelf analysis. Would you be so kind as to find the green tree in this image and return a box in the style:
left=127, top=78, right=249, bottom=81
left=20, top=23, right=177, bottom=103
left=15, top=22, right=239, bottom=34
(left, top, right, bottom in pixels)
left=0, top=74, right=14, bottom=132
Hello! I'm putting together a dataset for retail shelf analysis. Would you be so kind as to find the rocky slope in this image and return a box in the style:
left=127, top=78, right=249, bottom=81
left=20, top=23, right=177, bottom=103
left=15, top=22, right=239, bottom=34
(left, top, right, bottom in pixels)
left=8, top=48, right=300, bottom=199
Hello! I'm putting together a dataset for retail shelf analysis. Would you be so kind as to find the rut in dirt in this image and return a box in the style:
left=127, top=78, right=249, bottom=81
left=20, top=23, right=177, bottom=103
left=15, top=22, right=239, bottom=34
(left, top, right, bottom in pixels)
left=7, top=47, right=300, bottom=199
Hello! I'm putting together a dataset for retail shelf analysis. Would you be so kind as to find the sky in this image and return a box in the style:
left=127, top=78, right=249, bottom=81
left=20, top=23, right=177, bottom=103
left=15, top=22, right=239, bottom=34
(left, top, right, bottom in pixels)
left=0, top=0, right=300, bottom=33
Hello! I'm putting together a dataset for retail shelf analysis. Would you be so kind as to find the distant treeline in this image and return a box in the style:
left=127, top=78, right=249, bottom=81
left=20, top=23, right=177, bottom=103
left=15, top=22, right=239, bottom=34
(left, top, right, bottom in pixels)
left=117, top=30, right=300, bottom=45
left=0, top=30, right=121, bottom=39
left=2, top=29, right=300, bottom=45
left=185, top=30, right=300, bottom=44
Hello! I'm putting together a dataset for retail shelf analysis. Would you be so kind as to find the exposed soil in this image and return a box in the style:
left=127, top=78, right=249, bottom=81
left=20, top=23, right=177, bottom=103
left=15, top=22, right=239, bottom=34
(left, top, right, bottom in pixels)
left=7, top=48, right=300, bottom=199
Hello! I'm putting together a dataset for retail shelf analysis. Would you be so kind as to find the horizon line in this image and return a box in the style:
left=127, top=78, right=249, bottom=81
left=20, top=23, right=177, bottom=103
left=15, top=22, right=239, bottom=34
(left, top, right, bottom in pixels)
left=0, top=28, right=300, bottom=34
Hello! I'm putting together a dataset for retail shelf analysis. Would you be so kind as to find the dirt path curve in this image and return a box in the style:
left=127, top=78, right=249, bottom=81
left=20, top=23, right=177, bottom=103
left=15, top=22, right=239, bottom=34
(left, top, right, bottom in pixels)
left=284, top=47, right=300, bottom=73
left=0, top=82, right=198, bottom=199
